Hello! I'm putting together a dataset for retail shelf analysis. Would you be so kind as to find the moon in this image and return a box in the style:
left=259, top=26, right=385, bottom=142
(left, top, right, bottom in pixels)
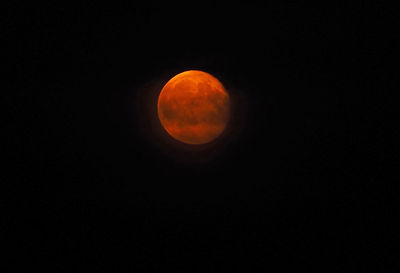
left=157, top=70, right=230, bottom=145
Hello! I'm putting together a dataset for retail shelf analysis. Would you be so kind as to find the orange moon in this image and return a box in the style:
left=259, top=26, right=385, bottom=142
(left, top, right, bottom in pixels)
left=157, top=70, right=230, bottom=145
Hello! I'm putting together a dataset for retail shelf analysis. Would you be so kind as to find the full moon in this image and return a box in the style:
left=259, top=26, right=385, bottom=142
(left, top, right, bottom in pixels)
left=157, top=70, right=230, bottom=145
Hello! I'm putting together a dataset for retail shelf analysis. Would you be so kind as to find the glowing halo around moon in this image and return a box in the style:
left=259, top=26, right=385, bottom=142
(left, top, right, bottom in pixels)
left=157, top=70, right=230, bottom=145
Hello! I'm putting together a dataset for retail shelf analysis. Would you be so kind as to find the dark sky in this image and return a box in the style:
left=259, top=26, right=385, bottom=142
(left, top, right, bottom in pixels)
left=3, top=2, right=395, bottom=272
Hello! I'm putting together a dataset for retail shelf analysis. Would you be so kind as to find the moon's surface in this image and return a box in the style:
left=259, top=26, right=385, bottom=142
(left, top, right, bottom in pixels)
left=157, top=70, right=230, bottom=145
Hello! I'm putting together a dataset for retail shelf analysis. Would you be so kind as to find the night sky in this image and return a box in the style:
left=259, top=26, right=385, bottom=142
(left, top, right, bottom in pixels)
left=3, top=2, right=395, bottom=272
